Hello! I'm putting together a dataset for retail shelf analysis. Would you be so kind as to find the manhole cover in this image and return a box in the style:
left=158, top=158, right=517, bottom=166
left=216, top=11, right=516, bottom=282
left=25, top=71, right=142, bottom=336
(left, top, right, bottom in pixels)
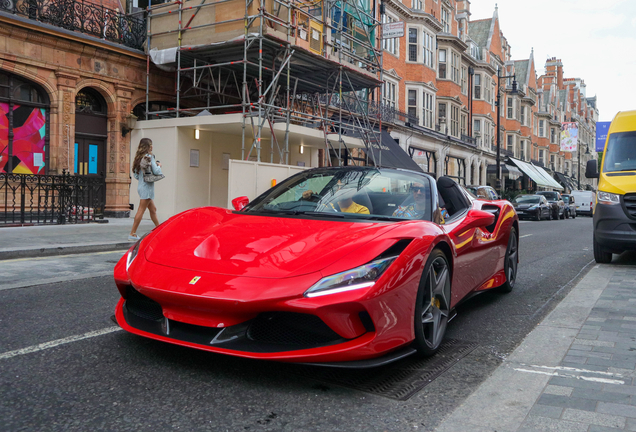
left=295, top=339, right=479, bottom=400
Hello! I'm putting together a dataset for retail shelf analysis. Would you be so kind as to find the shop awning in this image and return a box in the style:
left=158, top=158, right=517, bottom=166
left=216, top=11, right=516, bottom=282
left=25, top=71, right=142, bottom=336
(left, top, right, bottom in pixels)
left=554, top=172, right=571, bottom=190
left=365, top=130, right=423, bottom=172
left=486, top=164, right=523, bottom=179
left=509, top=158, right=563, bottom=190
left=534, top=165, right=565, bottom=190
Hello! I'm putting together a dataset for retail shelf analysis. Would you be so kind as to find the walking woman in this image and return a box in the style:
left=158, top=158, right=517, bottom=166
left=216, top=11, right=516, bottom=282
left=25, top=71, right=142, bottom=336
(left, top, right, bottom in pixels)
left=129, top=138, right=162, bottom=241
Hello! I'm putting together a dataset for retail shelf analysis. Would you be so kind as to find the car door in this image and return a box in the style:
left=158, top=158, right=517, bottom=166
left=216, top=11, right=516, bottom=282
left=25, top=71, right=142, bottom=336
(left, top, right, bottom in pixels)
left=541, top=196, right=549, bottom=217
left=442, top=199, right=498, bottom=302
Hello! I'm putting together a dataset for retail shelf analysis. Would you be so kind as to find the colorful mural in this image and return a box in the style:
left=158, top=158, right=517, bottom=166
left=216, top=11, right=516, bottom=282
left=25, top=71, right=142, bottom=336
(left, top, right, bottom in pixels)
left=0, top=103, right=8, bottom=173
left=0, top=103, right=47, bottom=174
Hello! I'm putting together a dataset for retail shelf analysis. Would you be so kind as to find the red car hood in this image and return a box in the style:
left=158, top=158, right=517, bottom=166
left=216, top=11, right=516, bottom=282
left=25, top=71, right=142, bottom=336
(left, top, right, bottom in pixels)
left=144, top=207, right=399, bottom=278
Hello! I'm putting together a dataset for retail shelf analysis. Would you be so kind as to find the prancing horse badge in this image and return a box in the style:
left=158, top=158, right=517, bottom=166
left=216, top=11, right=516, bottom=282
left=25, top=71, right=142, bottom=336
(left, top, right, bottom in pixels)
left=189, top=276, right=201, bottom=285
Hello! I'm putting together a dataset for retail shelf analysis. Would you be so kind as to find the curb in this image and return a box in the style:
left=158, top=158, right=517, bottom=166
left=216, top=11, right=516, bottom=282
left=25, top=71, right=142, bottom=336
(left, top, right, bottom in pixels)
left=435, top=263, right=611, bottom=431
left=0, top=242, right=133, bottom=261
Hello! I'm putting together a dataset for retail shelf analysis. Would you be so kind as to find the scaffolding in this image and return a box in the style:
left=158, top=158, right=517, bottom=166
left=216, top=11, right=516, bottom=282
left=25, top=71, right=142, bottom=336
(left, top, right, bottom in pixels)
left=143, top=0, right=384, bottom=166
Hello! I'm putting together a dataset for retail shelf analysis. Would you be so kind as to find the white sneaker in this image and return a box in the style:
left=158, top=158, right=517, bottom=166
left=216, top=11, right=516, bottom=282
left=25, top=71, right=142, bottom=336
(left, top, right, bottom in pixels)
left=128, top=234, right=140, bottom=241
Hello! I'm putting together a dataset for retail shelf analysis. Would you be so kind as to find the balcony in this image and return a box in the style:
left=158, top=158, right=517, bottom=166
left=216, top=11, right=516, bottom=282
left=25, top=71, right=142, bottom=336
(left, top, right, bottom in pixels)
left=1, top=0, right=146, bottom=51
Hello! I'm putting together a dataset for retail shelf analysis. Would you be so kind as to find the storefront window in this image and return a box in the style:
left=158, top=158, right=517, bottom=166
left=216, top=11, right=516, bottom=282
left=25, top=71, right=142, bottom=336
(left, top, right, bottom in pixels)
left=0, top=71, right=49, bottom=174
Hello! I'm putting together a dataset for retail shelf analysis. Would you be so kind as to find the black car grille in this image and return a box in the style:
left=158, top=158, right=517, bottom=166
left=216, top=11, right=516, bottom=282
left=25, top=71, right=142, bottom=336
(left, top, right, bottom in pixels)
left=624, top=194, right=636, bottom=219
left=125, top=286, right=164, bottom=321
left=247, top=312, right=344, bottom=346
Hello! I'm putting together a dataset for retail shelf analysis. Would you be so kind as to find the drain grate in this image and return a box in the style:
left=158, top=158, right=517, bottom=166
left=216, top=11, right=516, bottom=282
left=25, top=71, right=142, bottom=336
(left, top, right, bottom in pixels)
left=295, top=339, right=479, bottom=400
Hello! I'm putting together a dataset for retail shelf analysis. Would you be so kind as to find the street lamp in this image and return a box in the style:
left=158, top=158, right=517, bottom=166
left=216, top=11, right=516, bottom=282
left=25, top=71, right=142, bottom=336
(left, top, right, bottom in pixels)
left=495, top=67, right=518, bottom=196
left=577, top=143, right=590, bottom=190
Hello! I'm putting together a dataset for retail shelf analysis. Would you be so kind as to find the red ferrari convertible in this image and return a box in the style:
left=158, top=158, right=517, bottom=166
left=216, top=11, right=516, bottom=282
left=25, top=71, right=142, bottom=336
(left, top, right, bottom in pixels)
left=114, top=167, right=518, bottom=367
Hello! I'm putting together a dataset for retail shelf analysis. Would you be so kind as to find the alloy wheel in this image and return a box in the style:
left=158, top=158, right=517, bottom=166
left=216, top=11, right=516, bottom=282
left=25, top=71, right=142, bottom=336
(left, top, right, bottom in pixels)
left=499, top=227, right=518, bottom=293
left=414, top=251, right=451, bottom=356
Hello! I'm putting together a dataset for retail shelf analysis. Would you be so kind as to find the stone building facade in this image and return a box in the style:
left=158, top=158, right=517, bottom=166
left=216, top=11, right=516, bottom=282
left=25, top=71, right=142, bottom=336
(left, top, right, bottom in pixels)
left=0, top=2, right=173, bottom=216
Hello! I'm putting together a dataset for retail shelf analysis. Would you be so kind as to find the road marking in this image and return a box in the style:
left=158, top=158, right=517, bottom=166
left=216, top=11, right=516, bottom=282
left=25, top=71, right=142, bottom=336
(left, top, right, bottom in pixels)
left=529, top=365, right=622, bottom=376
left=0, top=326, right=123, bottom=360
left=2, top=250, right=126, bottom=263
left=513, top=367, right=625, bottom=385
left=520, top=234, right=533, bottom=238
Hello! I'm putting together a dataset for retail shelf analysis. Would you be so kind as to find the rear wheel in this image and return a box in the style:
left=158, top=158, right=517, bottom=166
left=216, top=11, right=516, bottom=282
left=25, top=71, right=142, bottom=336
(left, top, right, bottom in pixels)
left=499, top=227, right=518, bottom=293
left=413, top=250, right=451, bottom=357
left=593, top=235, right=613, bottom=264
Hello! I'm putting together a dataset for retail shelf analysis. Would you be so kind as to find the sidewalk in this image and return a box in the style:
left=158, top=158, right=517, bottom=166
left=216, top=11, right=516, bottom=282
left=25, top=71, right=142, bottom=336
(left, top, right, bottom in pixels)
left=0, top=218, right=156, bottom=260
left=436, top=262, right=636, bottom=432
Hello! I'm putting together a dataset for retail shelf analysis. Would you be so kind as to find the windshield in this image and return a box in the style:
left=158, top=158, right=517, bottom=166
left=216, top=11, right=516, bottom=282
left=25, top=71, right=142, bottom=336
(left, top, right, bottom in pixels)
left=603, top=131, right=636, bottom=173
left=515, top=196, right=540, bottom=204
left=563, top=196, right=570, bottom=203
left=243, top=167, right=434, bottom=221
left=538, top=192, right=557, bottom=201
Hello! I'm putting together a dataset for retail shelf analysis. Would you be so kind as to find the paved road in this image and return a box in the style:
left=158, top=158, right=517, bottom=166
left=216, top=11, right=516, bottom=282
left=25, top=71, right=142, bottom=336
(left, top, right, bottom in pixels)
left=0, top=217, right=605, bottom=431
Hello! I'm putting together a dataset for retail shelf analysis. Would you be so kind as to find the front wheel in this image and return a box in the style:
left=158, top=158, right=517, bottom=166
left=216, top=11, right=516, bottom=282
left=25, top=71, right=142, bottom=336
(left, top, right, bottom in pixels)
left=593, top=235, right=613, bottom=264
left=413, top=250, right=451, bottom=357
left=499, top=227, right=518, bottom=293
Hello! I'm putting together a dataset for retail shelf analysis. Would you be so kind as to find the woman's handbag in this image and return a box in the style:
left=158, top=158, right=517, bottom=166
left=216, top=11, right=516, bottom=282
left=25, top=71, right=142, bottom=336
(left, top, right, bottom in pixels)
left=141, top=154, right=164, bottom=182
left=143, top=172, right=165, bottom=182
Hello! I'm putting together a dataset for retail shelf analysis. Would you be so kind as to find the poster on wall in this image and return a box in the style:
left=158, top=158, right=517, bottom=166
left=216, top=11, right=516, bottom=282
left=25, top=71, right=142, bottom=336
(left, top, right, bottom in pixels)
left=0, top=103, right=47, bottom=174
left=560, top=122, right=578, bottom=152
left=596, top=121, right=611, bottom=152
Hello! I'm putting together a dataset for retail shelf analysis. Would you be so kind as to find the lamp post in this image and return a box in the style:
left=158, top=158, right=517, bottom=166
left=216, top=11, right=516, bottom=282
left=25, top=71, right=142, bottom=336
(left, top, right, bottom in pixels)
left=577, top=143, right=590, bottom=190
left=495, top=67, right=518, bottom=196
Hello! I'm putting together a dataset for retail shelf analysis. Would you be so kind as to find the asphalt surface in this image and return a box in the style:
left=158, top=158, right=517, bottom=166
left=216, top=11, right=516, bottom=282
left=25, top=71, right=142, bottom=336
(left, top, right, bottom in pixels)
left=0, top=216, right=601, bottom=431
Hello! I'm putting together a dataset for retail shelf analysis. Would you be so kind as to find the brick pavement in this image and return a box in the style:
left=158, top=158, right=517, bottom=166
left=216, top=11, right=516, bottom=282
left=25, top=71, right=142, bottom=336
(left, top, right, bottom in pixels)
left=437, top=264, right=636, bottom=432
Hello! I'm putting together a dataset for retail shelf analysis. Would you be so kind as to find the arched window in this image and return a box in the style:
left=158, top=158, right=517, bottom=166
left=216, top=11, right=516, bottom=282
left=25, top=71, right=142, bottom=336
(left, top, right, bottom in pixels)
left=0, top=71, right=50, bottom=174
left=75, top=88, right=107, bottom=115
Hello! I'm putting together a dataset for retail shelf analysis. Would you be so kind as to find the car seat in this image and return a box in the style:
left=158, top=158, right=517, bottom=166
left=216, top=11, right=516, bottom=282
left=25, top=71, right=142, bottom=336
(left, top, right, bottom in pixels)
left=352, top=189, right=373, bottom=213
left=437, top=176, right=470, bottom=217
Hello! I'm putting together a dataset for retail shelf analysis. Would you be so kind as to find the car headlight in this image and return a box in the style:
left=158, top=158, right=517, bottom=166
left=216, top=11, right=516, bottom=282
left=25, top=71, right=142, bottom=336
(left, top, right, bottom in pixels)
left=597, top=191, right=621, bottom=205
left=304, top=256, right=397, bottom=298
left=126, top=234, right=148, bottom=271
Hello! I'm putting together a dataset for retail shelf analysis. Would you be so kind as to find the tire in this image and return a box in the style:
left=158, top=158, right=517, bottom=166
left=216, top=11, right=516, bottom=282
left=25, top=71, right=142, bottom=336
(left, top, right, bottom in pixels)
left=413, top=249, right=451, bottom=357
left=593, top=235, right=613, bottom=264
left=561, top=210, right=565, bottom=220
left=535, top=211, right=541, bottom=221
left=499, top=227, right=518, bottom=293
left=565, top=210, right=570, bottom=219
left=548, top=210, right=553, bottom=220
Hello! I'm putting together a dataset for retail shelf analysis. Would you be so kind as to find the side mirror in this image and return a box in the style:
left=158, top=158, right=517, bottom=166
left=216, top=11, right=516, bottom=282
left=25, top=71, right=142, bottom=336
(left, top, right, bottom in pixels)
left=585, top=160, right=599, bottom=179
left=462, top=209, right=496, bottom=230
left=231, top=196, right=249, bottom=211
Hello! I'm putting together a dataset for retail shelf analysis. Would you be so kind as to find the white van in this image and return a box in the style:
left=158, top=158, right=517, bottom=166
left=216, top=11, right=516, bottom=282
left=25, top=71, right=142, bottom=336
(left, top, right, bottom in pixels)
left=571, top=190, right=596, bottom=216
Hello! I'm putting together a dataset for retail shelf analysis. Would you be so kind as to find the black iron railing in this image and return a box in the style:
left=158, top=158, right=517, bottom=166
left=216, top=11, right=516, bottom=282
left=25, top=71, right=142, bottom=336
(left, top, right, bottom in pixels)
left=0, top=0, right=146, bottom=51
left=1, top=171, right=105, bottom=225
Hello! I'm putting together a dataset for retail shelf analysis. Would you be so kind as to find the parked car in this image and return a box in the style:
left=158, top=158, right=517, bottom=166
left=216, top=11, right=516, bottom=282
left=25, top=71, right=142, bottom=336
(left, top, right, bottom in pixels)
left=571, top=190, right=596, bottom=217
left=114, top=167, right=519, bottom=367
left=536, top=191, right=566, bottom=219
left=561, top=194, right=577, bottom=218
left=512, top=194, right=552, bottom=221
left=466, top=185, right=499, bottom=200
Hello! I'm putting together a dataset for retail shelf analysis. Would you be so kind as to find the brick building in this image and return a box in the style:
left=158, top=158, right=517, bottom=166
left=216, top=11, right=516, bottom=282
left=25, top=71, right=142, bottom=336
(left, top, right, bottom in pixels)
left=0, top=0, right=173, bottom=218
left=379, top=1, right=598, bottom=193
